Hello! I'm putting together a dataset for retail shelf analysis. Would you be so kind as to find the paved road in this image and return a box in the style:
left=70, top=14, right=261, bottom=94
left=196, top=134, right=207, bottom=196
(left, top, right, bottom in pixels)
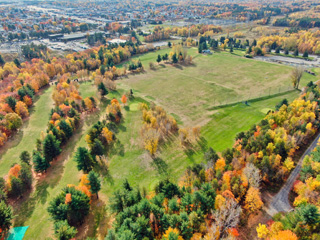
left=255, top=55, right=320, bottom=68
left=266, top=133, right=320, bottom=216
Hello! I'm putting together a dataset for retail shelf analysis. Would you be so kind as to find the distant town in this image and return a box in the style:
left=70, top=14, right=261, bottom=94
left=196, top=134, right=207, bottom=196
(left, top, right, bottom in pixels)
left=0, top=0, right=314, bottom=56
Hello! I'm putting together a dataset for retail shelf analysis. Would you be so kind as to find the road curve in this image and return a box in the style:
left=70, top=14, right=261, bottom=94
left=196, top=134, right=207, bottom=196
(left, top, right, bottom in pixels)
left=266, top=132, right=320, bottom=216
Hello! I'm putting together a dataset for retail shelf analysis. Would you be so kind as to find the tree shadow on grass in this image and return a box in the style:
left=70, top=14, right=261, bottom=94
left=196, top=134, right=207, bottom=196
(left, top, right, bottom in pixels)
left=172, top=64, right=183, bottom=70
left=151, top=157, right=169, bottom=178
left=12, top=180, right=47, bottom=227
left=104, top=171, right=114, bottom=186
left=13, top=195, right=36, bottom=227
left=184, top=148, right=196, bottom=163
left=100, top=98, right=111, bottom=109
left=34, top=180, right=50, bottom=205
left=116, top=142, right=125, bottom=157
left=197, top=137, right=208, bottom=153
left=44, top=122, right=84, bottom=189
left=157, top=133, right=178, bottom=152
left=180, top=62, right=197, bottom=68
left=118, top=123, right=127, bottom=132
left=109, top=140, right=125, bottom=157
left=85, top=110, right=102, bottom=127
left=76, top=198, right=111, bottom=239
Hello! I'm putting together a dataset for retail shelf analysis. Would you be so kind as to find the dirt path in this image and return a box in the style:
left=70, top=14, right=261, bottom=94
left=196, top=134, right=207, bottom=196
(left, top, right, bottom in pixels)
left=266, top=133, right=320, bottom=216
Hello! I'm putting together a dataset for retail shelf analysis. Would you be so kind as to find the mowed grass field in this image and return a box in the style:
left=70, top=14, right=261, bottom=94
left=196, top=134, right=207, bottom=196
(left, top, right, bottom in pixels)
left=5, top=82, right=299, bottom=240
left=119, top=47, right=317, bottom=126
left=1, top=47, right=319, bottom=239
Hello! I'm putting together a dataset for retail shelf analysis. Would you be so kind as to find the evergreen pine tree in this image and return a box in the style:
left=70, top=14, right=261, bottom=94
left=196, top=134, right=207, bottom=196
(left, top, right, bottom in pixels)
left=33, top=151, right=50, bottom=173
left=20, top=151, right=31, bottom=165
left=88, top=171, right=101, bottom=199
left=0, top=54, right=5, bottom=66
left=172, top=53, right=178, bottom=63
left=98, top=82, right=108, bottom=97
left=14, top=58, right=20, bottom=67
left=9, top=177, right=23, bottom=198
left=0, top=200, right=13, bottom=237
left=74, top=147, right=95, bottom=173
left=59, top=120, right=73, bottom=140
left=54, top=220, right=77, bottom=240
left=156, top=54, right=161, bottom=64
left=19, top=162, right=32, bottom=189
left=43, top=134, right=61, bottom=162
left=90, top=139, right=104, bottom=156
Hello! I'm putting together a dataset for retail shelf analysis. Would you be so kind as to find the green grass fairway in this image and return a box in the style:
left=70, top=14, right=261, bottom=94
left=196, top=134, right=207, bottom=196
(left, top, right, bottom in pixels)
left=119, top=48, right=318, bottom=126
left=102, top=90, right=299, bottom=196
left=0, top=87, right=53, bottom=176
left=3, top=81, right=299, bottom=239
left=19, top=82, right=108, bottom=239
left=1, top=48, right=317, bottom=239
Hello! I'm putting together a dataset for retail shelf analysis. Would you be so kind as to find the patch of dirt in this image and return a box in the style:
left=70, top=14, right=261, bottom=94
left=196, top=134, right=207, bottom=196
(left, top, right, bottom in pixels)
left=130, top=137, right=138, bottom=147
left=139, top=152, right=153, bottom=171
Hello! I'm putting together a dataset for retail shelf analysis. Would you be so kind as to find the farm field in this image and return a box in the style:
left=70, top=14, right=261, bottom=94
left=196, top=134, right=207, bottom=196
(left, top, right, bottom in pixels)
left=119, top=47, right=315, bottom=126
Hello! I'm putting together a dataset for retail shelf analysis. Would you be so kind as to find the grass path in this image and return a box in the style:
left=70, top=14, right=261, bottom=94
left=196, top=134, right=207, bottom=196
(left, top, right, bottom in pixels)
left=0, top=87, right=53, bottom=177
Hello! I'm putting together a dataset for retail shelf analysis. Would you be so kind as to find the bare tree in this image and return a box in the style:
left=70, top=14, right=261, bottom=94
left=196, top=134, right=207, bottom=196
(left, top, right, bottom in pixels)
left=291, top=67, right=304, bottom=89
left=243, top=162, right=261, bottom=189
left=209, top=198, right=242, bottom=239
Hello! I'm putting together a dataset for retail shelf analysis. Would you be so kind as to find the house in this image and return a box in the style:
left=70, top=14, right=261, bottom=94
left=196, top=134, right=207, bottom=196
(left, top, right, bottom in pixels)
left=108, top=39, right=127, bottom=45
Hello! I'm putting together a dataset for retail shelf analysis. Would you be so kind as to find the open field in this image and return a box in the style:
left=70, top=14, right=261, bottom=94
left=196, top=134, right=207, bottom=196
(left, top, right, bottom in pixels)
left=102, top=90, right=300, bottom=197
left=2, top=80, right=299, bottom=239
left=119, top=47, right=317, bottom=126
left=1, top=47, right=318, bottom=239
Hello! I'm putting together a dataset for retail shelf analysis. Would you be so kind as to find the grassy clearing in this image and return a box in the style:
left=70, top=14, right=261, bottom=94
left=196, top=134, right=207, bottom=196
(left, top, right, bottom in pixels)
left=102, top=90, right=299, bottom=197
left=0, top=87, right=53, bottom=176
left=2, top=48, right=315, bottom=239
left=5, top=82, right=299, bottom=239
left=201, top=90, right=299, bottom=152
left=119, top=48, right=302, bottom=126
left=117, top=48, right=171, bottom=69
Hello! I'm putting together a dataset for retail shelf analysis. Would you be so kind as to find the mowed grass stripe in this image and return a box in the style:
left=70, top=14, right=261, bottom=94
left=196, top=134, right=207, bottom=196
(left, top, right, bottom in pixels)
left=119, top=48, right=299, bottom=125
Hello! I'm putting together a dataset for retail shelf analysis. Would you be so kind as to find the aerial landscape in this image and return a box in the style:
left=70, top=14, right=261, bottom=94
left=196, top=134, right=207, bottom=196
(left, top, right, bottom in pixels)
left=0, top=0, right=320, bottom=239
